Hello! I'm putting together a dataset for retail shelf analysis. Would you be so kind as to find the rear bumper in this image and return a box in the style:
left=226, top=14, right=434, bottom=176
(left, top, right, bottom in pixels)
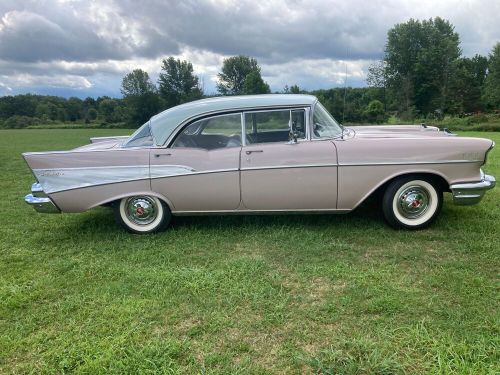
left=24, top=183, right=60, bottom=213
left=450, top=173, right=496, bottom=205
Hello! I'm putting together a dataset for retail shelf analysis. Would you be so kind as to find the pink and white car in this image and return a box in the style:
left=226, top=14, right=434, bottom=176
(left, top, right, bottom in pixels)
left=23, top=95, right=495, bottom=233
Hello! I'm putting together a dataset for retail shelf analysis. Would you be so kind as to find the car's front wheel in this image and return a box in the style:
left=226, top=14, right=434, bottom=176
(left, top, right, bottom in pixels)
left=114, top=195, right=171, bottom=234
left=382, top=177, right=442, bottom=229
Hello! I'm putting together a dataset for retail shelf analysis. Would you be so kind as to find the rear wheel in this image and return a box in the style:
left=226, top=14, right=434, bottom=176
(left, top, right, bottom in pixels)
left=114, top=195, right=171, bottom=234
left=382, top=177, right=442, bottom=229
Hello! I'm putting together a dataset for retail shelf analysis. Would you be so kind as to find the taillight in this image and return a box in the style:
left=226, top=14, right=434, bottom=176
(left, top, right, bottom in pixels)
left=483, top=141, right=495, bottom=165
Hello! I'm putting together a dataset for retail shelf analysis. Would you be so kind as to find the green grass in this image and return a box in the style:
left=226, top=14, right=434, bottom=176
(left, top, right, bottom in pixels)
left=0, top=129, right=499, bottom=374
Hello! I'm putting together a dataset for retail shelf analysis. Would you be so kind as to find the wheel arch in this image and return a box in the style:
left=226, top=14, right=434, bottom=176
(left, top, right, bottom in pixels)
left=94, top=191, right=175, bottom=211
left=352, top=171, right=450, bottom=210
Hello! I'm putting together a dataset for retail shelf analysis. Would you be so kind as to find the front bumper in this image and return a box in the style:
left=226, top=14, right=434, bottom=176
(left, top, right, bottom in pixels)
left=450, top=173, right=496, bottom=205
left=24, top=183, right=60, bottom=213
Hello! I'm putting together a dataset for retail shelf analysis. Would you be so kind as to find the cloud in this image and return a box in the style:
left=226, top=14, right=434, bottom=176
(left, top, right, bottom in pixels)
left=0, top=0, right=499, bottom=97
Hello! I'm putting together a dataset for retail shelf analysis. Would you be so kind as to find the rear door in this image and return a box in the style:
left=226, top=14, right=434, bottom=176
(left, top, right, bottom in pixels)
left=151, top=113, right=242, bottom=212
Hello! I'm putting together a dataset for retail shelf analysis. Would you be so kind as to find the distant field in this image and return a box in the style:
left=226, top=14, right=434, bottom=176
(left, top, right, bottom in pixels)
left=0, top=129, right=498, bottom=373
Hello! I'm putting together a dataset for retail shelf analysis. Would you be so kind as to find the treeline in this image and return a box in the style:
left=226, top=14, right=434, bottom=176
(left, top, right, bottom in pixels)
left=367, top=17, right=500, bottom=119
left=0, top=95, right=129, bottom=129
left=1, top=17, right=499, bottom=129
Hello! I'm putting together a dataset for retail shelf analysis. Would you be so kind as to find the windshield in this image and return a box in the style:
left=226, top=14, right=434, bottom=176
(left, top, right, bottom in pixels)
left=312, top=102, right=343, bottom=138
left=122, top=121, right=154, bottom=147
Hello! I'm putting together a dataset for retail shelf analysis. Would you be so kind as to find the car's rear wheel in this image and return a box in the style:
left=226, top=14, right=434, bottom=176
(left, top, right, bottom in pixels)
left=382, top=177, right=442, bottom=229
left=114, top=195, right=171, bottom=234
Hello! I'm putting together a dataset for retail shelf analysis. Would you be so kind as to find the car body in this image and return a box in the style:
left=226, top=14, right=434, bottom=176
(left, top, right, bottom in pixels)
left=23, top=94, right=496, bottom=233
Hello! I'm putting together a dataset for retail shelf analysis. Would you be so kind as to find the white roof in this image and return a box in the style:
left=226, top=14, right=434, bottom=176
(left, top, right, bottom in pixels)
left=150, top=94, right=318, bottom=144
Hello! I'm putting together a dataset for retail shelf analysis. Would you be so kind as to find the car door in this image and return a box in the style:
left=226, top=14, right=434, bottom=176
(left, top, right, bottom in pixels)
left=240, top=108, right=338, bottom=210
left=150, top=113, right=242, bottom=212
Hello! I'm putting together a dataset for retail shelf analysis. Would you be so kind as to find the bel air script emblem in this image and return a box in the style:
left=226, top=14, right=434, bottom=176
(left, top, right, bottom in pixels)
left=39, top=171, right=65, bottom=177
left=461, top=152, right=481, bottom=161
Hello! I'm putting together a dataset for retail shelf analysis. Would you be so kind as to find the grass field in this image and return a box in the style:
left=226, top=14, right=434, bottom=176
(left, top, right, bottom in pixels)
left=0, top=129, right=499, bottom=374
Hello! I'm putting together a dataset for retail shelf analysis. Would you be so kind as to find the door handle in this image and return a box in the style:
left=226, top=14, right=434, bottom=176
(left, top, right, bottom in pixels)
left=154, top=153, right=171, bottom=158
left=245, top=150, right=263, bottom=155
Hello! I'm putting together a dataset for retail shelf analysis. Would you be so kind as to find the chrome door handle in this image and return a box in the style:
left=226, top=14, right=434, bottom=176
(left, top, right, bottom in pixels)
left=154, top=153, right=171, bottom=157
left=245, top=150, right=263, bottom=155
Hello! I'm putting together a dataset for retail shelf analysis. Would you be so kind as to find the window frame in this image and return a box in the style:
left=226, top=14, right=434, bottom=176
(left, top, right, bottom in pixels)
left=241, top=107, right=311, bottom=146
left=170, top=112, right=244, bottom=150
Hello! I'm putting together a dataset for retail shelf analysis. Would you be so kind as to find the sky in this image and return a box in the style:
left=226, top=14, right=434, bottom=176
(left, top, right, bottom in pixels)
left=0, top=0, right=499, bottom=98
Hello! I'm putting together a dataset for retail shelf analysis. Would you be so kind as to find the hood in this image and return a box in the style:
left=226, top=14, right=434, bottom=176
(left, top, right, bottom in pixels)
left=348, top=125, right=451, bottom=139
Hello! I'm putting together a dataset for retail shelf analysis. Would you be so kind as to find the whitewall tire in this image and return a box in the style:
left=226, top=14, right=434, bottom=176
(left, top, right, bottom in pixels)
left=382, top=177, right=442, bottom=229
left=114, top=196, right=171, bottom=234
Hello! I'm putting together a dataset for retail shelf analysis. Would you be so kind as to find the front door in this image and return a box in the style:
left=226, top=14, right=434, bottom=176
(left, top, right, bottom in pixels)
left=151, top=113, right=242, bottom=212
left=240, top=108, right=338, bottom=210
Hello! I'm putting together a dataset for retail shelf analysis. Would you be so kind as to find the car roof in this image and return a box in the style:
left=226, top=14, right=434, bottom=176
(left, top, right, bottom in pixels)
left=150, top=94, right=318, bottom=145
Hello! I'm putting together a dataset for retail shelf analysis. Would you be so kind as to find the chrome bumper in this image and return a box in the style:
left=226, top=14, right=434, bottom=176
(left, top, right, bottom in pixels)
left=24, top=183, right=60, bottom=213
left=450, top=173, right=496, bottom=205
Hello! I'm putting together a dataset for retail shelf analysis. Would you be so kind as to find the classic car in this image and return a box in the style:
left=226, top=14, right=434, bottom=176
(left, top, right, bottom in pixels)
left=23, top=94, right=496, bottom=233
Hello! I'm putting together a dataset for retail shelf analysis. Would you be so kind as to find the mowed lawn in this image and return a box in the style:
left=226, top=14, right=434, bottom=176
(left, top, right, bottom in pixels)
left=0, top=129, right=499, bottom=374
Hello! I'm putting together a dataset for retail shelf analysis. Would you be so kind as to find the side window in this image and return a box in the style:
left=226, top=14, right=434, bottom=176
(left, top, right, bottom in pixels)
left=245, top=109, right=306, bottom=145
left=172, top=113, right=242, bottom=150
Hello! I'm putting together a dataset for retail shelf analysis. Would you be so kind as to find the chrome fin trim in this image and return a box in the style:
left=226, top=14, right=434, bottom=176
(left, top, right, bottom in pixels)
left=34, top=166, right=150, bottom=194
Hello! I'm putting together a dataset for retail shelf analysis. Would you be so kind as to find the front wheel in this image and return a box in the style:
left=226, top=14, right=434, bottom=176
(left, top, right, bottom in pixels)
left=382, top=177, right=442, bottom=229
left=114, top=195, right=171, bottom=234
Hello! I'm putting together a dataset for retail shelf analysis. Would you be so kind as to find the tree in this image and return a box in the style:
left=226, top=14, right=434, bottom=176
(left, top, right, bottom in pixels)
left=158, top=57, right=203, bottom=108
left=217, top=56, right=269, bottom=95
left=483, top=43, right=500, bottom=109
left=242, top=71, right=270, bottom=94
left=363, top=100, right=387, bottom=123
left=448, top=55, right=488, bottom=114
left=121, top=69, right=162, bottom=126
left=383, top=17, right=461, bottom=117
left=121, top=69, right=156, bottom=97
left=98, top=99, right=118, bottom=123
left=289, top=84, right=301, bottom=94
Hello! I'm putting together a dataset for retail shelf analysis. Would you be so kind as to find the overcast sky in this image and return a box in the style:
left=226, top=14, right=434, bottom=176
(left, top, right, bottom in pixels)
left=0, top=0, right=499, bottom=98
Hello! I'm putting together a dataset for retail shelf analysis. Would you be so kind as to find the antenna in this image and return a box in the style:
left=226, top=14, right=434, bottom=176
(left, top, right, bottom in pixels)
left=342, top=50, right=348, bottom=125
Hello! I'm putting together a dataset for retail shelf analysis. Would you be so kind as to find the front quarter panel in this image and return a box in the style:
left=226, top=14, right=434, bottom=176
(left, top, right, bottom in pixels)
left=334, top=137, right=491, bottom=210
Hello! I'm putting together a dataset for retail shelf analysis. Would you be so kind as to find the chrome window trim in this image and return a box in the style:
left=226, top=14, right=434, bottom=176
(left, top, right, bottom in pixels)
left=310, top=100, right=344, bottom=140
left=241, top=112, right=246, bottom=146
left=163, top=104, right=310, bottom=147
left=169, top=111, right=244, bottom=150
left=241, top=106, right=310, bottom=146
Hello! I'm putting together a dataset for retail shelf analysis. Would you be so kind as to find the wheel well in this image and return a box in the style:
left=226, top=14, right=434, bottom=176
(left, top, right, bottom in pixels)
left=99, top=194, right=174, bottom=211
left=370, top=172, right=450, bottom=200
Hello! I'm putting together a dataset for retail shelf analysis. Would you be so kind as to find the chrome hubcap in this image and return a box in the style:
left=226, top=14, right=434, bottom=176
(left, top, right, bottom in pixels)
left=397, top=186, right=430, bottom=219
left=125, top=197, right=157, bottom=225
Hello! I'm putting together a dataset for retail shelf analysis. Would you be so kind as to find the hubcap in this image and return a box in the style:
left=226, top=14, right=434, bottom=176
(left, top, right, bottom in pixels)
left=125, top=197, right=157, bottom=225
left=397, top=186, right=430, bottom=219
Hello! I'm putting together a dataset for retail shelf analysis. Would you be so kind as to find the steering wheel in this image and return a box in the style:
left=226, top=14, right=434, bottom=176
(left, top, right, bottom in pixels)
left=313, top=122, right=323, bottom=137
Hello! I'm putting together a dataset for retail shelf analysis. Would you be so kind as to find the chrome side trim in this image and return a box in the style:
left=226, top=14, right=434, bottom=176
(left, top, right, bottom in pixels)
left=338, top=160, right=482, bottom=167
left=149, top=165, right=196, bottom=179
left=450, top=173, right=496, bottom=205
left=90, top=136, right=129, bottom=144
left=24, top=194, right=60, bottom=213
left=241, top=163, right=337, bottom=171
left=172, top=208, right=351, bottom=216
left=151, top=168, right=237, bottom=179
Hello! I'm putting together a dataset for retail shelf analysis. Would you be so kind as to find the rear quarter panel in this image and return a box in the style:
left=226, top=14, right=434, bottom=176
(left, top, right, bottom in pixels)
left=23, top=149, right=150, bottom=212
